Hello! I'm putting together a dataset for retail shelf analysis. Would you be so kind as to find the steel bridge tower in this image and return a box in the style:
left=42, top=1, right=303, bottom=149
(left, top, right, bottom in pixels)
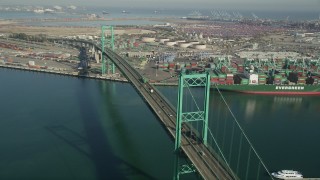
left=174, top=72, right=211, bottom=180
left=101, top=25, right=115, bottom=75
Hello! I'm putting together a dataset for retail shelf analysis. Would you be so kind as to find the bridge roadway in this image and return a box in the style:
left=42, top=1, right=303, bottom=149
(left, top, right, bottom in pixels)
left=100, top=47, right=235, bottom=180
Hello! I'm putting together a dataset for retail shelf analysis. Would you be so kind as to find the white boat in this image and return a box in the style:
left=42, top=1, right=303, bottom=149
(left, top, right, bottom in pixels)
left=33, top=9, right=44, bottom=13
left=271, top=170, right=303, bottom=179
left=67, top=5, right=77, bottom=10
left=44, top=8, right=55, bottom=13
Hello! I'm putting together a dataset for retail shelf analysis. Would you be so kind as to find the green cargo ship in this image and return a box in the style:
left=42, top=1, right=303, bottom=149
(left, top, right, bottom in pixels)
left=213, top=84, right=320, bottom=95
left=209, top=57, right=320, bottom=95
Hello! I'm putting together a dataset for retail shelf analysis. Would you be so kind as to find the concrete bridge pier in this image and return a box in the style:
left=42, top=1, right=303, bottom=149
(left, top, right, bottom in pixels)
left=90, top=45, right=96, bottom=56
left=95, top=51, right=101, bottom=64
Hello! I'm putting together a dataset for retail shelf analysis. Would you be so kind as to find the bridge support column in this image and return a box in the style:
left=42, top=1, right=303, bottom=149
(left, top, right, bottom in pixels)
left=173, top=72, right=210, bottom=180
left=174, top=72, right=211, bottom=151
left=95, top=51, right=100, bottom=64
left=91, top=45, right=95, bottom=56
left=101, top=25, right=115, bottom=75
left=173, top=153, right=196, bottom=180
left=112, top=63, right=115, bottom=74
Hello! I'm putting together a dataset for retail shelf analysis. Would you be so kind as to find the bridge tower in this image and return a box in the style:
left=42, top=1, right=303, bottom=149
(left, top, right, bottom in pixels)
left=174, top=72, right=210, bottom=180
left=175, top=72, right=211, bottom=151
left=101, top=25, right=115, bottom=75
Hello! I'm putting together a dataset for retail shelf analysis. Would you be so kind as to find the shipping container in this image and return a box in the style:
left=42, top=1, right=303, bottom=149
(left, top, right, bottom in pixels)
left=281, top=77, right=287, bottom=83
left=191, top=62, right=197, bottom=68
left=258, top=81, right=266, bottom=85
left=218, top=74, right=227, bottom=78
left=274, top=75, right=282, bottom=79
left=241, top=78, right=249, bottom=84
left=237, top=68, right=244, bottom=73
left=274, top=80, right=281, bottom=85
left=176, top=64, right=181, bottom=70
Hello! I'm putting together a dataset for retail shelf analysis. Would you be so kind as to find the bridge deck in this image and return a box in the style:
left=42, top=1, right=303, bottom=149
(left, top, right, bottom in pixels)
left=102, top=47, right=235, bottom=180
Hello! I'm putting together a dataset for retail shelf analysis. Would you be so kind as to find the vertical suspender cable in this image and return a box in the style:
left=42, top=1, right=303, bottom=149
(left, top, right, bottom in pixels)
left=236, top=133, right=243, bottom=174
left=256, top=162, right=261, bottom=180
left=222, top=109, right=228, bottom=154
left=215, top=85, right=273, bottom=179
left=245, top=147, right=252, bottom=180
left=228, top=121, right=235, bottom=164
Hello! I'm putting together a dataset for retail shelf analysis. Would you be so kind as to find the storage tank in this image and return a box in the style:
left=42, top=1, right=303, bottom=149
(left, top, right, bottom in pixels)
left=189, top=41, right=200, bottom=45
left=159, top=38, right=170, bottom=44
left=142, top=37, right=155, bottom=43
left=165, top=41, right=176, bottom=46
left=175, top=40, right=186, bottom=44
left=194, top=44, right=206, bottom=50
left=179, top=43, right=192, bottom=48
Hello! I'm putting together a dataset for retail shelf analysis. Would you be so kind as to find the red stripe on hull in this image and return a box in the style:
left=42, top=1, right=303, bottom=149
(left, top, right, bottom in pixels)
left=235, top=91, right=320, bottom=95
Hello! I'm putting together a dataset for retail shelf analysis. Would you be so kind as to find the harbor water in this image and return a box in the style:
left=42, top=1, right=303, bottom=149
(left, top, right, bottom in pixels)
left=1, top=7, right=320, bottom=22
left=158, top=85, right=320, bottom=179
left=0, top=68, right=198, bottom=179
left=1, top=68, right=320, bottom=179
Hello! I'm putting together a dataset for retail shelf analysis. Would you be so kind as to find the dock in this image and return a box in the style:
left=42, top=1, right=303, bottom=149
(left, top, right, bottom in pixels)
left=0, top=64, right=129, bottom=82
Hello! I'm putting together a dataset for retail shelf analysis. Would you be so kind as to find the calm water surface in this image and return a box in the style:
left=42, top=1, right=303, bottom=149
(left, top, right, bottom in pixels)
left=0, top=68, right=198, bottom=179
left=158, top=86, right=320, bottom=178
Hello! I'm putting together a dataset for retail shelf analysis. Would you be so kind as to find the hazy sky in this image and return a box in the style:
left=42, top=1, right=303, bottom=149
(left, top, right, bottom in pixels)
left=1, top=0, right=320, bottom=11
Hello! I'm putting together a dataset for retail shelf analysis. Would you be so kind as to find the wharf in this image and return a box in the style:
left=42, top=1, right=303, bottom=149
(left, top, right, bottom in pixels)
left=0, top=64, right=128, bottom=82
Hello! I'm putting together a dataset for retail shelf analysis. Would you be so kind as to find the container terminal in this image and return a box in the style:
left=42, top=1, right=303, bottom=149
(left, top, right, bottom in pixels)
left=1, top=12, right=320, bottom=93
left=1, top=7, right=320, bottom=179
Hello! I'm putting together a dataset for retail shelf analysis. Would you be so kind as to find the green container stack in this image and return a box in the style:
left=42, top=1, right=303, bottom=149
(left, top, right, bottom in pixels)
left=313, top=77, right=319, bottom=85
left=258, top=78, right=267, bottom=84
left=281, top=77, right=287, bottom=83
left=229, top=67, right=237, bottom=73
left=241, top=78, right=249, bottom=85
left=274, top=75, right=282, bottom=79
left=218, top=74, right=227, bottom=79
left=211, top=74, right=218, bottom=78
left=297, top=77, right=306, bottom=85
left=258, top=73, right=267, bottom=78
left=274, top=74, right=282, bottom=85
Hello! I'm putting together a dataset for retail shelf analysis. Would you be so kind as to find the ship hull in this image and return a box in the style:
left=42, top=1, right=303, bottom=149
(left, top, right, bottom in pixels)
left=213, top=84, right=320, bottom=95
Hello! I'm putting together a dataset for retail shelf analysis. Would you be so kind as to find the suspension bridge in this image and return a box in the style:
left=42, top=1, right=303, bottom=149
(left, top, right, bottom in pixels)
left=52, top=26, right=275, bottom=179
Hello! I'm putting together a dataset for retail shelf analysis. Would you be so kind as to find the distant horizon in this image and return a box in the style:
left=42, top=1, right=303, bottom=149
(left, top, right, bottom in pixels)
left=0, top=5, right=319, bottom=21
left=0, top=4, right=319, bottom=13
left=0, top=0, right=319, bottom=12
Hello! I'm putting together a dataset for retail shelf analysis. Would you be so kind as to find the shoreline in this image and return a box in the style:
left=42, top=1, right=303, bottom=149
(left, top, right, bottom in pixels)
left=0, top=63, right=180, bottom=87
left=0, top=64, right=129, bottom=82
